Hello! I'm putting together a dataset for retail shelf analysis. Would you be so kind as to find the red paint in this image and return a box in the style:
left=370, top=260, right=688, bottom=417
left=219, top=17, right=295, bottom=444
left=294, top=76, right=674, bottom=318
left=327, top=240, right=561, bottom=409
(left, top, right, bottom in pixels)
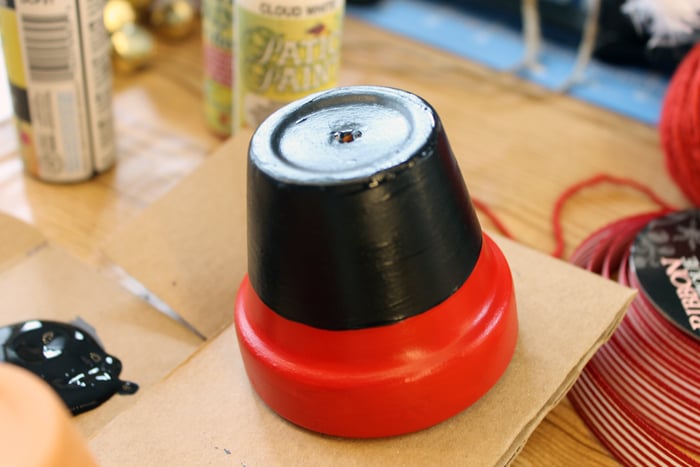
left=234, top=234, right=518, bottom=438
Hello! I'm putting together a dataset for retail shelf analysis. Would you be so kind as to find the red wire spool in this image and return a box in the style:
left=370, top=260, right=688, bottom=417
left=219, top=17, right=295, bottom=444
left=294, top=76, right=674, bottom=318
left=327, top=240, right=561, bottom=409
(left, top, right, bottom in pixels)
left=235, top=86, right=518, bottom=438
left=568, top=210, right=700, bottom=466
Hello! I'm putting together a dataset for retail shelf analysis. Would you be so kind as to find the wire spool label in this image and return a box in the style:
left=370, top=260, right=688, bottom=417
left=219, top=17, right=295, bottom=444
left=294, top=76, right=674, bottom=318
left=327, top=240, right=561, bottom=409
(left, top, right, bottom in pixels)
left=631, top=209, right=700, bottom=340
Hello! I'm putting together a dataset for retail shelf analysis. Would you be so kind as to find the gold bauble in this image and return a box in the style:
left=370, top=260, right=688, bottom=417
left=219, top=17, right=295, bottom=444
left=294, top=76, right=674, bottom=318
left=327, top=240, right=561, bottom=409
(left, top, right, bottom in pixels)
left=111, top=23, right=156, bottom=73
left=150, top=0, right=196, bottom=40
left=103, top=0, right=137, bottom=34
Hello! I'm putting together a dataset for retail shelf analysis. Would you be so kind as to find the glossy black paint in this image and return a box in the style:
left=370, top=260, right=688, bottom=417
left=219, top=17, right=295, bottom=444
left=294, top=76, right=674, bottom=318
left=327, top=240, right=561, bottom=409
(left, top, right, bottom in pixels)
left=0, top=320, right=138, bottom=415
left=247, top=86, right=482, bottom=330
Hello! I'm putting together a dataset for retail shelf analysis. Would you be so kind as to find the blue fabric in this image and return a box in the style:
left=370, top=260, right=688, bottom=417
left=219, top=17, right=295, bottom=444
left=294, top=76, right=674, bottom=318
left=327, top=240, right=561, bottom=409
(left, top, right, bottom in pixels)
left=348, top=0, right=669, bottom=125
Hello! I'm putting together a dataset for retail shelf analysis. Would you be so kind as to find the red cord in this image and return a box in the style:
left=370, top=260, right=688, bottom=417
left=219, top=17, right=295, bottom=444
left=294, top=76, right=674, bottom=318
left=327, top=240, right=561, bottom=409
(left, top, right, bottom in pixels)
left=550, top=173, right=679, bottom=259
left=473, top=173, right=679, bottom=259
left=472, top=181, right=698, bottom=464
left=660, top=41, right=700, bottom=207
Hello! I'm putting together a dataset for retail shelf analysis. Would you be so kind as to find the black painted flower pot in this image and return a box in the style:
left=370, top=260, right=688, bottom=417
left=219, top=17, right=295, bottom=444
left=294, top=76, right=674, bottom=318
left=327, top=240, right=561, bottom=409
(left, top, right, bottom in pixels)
left=235, top=85, right=518, bottom=438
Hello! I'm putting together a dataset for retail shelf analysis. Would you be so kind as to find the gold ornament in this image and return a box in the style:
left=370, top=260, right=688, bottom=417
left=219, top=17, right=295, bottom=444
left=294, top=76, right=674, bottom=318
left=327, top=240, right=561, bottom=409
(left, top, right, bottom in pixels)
left=150, top=0, right=196, bottom=40
left=103, top=0, right=137, bottom=35
left=111, top=23, right=156, bottom=73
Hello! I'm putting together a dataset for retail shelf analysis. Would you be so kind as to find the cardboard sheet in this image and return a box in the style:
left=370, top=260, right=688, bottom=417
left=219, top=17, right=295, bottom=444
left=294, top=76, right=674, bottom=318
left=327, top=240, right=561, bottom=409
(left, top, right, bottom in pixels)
left=97, top=138, right=635, bottom=465
left=103, top=132, right=252, bottom=339
left=0, top=212, right=45, bottom=273
left=0, top=213, right=202, bottom=438
left=91, top=236, right=633, bottom=466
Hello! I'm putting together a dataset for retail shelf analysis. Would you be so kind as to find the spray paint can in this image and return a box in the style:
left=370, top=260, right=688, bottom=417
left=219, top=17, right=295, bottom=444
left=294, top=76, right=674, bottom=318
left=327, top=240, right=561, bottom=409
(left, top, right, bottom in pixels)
left=202, top=0, right=233, bottom=137
left=233, top=0, right=344, bottom=131
left=0, top=0, right=116, bottom=182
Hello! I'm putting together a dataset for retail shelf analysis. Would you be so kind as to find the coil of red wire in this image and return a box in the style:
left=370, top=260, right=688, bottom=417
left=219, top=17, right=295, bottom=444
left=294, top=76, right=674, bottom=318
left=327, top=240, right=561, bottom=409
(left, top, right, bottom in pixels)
left=474, top=172, right=699, bottom=465
left=567, top=210, right=700, bottom=466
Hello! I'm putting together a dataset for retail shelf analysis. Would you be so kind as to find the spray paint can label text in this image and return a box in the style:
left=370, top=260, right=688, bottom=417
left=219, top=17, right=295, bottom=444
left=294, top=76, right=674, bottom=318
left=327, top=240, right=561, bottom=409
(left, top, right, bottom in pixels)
left=0, top=0, right=115, bottom=182
left=234, top=0, right=344, bottom=129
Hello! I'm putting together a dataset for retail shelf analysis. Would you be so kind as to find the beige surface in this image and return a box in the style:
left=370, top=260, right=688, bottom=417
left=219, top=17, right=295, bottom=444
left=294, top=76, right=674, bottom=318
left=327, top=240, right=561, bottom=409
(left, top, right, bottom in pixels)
left=0, top=212, right=45, bottom=272
left=0, top=15, right=690, bottom=466
left=0, top=213, right=202, bottom=439
left=92, top=232, right=634, bottom=466
left=96, top=133, right=635, bottom=464
left=103, top=134, right=249, bottom=338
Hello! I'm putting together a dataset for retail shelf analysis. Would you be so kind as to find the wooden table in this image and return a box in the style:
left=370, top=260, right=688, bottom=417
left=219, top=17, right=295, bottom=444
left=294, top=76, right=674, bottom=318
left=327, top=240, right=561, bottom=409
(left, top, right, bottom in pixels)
left=0, top=15, right=690, bottom=466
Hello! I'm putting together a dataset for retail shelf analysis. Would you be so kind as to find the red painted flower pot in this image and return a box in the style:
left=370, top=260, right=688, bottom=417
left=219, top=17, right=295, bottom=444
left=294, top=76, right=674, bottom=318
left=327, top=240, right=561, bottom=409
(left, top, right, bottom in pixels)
left=235, top=86, right=518, bottom=438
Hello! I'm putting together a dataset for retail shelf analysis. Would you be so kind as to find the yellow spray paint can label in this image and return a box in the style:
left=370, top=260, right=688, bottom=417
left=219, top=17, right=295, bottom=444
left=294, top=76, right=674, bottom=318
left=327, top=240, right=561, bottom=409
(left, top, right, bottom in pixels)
left=234, top=0, right=344, bottom=130
left=0, top=0, right=115, bottom=182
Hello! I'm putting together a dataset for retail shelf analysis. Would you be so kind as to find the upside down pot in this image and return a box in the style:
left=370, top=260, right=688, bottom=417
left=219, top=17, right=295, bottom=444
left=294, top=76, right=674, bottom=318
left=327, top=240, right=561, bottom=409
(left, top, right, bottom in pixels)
left=234, top=85, right=518, bottom=438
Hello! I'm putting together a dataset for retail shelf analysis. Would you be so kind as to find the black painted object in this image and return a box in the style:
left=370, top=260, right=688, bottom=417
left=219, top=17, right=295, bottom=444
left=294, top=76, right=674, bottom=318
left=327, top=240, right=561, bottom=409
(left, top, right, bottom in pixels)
left=247, top=86, right=482, bottom=330
left=0, top=320, right=138, bottom=414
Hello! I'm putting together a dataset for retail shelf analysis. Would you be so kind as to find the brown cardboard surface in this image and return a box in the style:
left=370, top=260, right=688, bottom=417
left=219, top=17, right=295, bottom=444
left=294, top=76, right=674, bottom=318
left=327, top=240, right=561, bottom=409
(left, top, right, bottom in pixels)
left=0, top=212, right=46, bottom=272
left=90, top=236, right=634, bottom=466
left=99, top=136, right=635, bottom=465
left=102, top=131, right=251, bottom=339
left=0, top=213, right=202, bottom=438
left=100, top=137, right=636, bottom=463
